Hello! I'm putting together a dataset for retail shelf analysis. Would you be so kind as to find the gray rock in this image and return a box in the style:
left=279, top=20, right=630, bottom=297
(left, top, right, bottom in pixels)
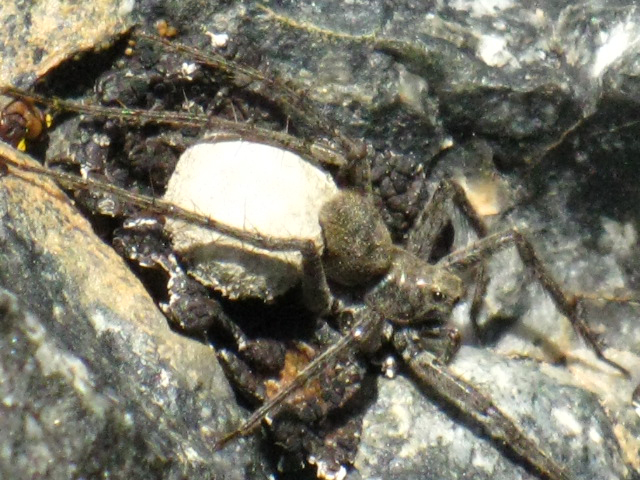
left=2, top=0, right=640, bottom=479
left=0, top=0, right=132, bottom=93
left=0, top=154, right=268, bottom=480
left=353, top=347, right=631, bottom=480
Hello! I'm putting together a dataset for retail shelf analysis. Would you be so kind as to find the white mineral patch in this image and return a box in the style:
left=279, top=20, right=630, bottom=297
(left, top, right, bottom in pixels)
left=591, top=20, right=638, bottom=78
left=477, top=34, right=516, bottom=68
left=164, top=140, right=339, bottom=301
left=449, top=0, right=514, bottom=18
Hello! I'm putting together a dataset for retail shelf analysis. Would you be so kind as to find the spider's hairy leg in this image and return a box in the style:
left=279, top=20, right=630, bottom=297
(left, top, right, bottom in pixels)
left=407, top=179, right=489, bottom=260
left=440, top=228, right=631, bottom=377
left=413, top=325, right=462, bottom=364
left=407, top=179, right=492, bottom=335
left=0, top=86, right=349, bottom=171
left=408, top=178, right=631, bottom=376
left=137, top=31, right=366, bottom=163
left=394, top=328, right=572, bottom=480
left=213, top=309, right=384, bottom=451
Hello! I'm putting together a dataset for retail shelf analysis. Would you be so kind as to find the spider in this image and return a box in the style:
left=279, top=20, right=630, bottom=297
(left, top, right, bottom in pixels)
left=0, top=21, right=635, bottom=480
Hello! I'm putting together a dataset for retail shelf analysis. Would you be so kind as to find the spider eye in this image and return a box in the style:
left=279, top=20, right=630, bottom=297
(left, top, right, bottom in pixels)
left=432, top=290, right=446, bottom=303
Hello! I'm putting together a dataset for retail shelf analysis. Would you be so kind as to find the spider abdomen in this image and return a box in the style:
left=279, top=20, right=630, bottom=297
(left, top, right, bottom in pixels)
left=319, top=190, right=393, bottom=287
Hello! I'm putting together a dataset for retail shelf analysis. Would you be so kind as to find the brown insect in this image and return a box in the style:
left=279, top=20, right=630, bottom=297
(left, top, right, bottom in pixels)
left=0, top=98, right=46, bottom=148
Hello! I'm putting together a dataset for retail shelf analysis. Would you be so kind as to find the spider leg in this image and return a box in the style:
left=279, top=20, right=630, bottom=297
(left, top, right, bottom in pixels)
left=411, top=325, right=462, bottom=364
left=217, top=348, right=269, bottom=406
left=407, top=179, right=489, bottom=260
left=219, top=344, right=355, bottom=478
left=0, top=86, right=349, bottom=170
left=393, top=327, right=572, bottom=480
left=138, top=32, right=366, bottom=163
left=407, top=179, right=491, bottom=336
left=440, top=228, right=631, bottom=377
left=213, top=308, right=385, bottom=451
left=408, top=178, right=629, bottom=376
left=469, top=261, right=491, bottom=341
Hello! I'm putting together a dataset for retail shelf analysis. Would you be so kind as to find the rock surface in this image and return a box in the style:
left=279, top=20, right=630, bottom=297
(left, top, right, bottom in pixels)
left=0, top=0, right=132, bottom=97
left=0, top=148, right=267, bottom=479
left=1, top=0, right=640, bottom=479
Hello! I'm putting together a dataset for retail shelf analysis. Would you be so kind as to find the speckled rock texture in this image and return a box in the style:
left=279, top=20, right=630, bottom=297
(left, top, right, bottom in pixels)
left=0, top=151, right=266, bottom=479
left=1, top=1, right=640, bottom=479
